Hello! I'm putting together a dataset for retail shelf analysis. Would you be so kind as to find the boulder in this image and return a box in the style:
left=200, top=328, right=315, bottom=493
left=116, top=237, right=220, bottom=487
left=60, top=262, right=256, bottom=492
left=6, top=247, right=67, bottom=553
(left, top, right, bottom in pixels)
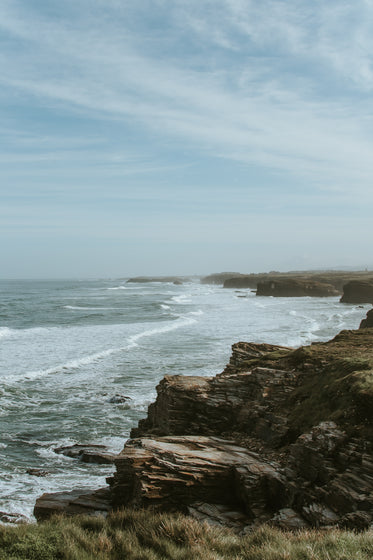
left=26, top=468, right=50, bottom=477
left=340, top=280, right=373, bottom=303
left=34, top=488, right=111, bottom=521
left=54, top=444, right=117, bottom=464
left=256, top=279, right=340, bottom=297
left=0, top=511, right=30, bottom=525
left=108, top=394, right=132, bottom=404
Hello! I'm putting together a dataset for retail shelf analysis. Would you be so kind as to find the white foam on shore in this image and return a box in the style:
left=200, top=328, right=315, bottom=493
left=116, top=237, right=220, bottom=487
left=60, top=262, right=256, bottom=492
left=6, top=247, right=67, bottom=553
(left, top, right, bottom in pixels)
left=0, top=327, right=15, bottom=339
left=1, top=316, right=199, bottom=385
left=127, top=316, right=197, bottom=348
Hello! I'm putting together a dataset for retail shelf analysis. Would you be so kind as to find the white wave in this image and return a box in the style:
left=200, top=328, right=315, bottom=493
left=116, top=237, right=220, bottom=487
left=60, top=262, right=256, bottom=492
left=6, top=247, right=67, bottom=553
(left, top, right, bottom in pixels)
left=127, top=316, right=197, bottom=348
left=171, top=295, right=191, bottom=304
left=160, top=304, right=171, bottom=310
left=24, top=348, right=120, bottom=380
left=0, top=327, right=15, bottom=339
left=107, top=285, right=128, bottom=290
left=1, top=317, right=198, bottom=384
left=189, top=310, right=204, bottom=316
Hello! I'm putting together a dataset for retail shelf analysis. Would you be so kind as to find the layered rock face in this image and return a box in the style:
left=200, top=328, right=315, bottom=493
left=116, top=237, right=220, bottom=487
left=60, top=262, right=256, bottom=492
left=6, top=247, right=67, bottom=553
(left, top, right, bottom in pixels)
left=109, top=332, right=373, bottom=530
left=341, top=280, right=373, bottom=303
left=256, top=279, right=340, bottom=297
left=34, top=329, right=373, bottom=530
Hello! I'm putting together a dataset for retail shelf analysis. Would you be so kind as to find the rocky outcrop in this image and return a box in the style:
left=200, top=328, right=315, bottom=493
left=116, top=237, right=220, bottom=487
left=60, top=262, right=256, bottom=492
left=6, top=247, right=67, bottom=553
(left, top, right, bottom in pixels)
left=110, top=330, right=373, bottom=530
left=109, top=436, right=287, bottom=528
left=34, top=328, right=373, bottom=531
left=34, top=488, right=111, bottom=521
left=341, top=280, right=373, bottom=303
left=54, top=444, right=117, bottom=464
left=360, top=308, right=373, bottom=329
left=256, top=279, right=340, bottom=297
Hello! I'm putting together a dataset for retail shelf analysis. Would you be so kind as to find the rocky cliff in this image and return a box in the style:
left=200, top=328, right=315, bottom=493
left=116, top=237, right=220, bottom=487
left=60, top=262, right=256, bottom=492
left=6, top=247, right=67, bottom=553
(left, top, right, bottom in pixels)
left=341, top=280, right=373, bottom=303
left=107, top=330, right=373, bottom=531
left=35, top=329, right=373, bottom=531
left=256, top=279, right=340, bottom=297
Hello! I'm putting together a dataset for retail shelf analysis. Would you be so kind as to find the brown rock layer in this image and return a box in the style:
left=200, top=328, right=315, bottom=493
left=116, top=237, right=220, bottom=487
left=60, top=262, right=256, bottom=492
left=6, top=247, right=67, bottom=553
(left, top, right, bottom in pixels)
left=34, top=488, right=111, bottom=521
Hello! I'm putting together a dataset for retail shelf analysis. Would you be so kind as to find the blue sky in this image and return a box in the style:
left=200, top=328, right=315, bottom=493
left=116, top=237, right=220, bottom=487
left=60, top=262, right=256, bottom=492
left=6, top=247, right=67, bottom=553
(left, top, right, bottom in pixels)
left=1, top=0, right=373, bottom=278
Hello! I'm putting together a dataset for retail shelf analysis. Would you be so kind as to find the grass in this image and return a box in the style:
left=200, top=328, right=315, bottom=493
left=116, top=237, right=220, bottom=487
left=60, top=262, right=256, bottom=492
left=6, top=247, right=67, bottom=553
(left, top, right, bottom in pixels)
left=0, top=509, right=372, bottom=560
left=232, top=329, right=373, bottom=441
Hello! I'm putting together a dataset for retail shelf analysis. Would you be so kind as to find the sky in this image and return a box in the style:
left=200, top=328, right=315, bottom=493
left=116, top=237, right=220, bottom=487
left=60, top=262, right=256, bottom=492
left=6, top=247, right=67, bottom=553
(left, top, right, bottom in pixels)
left=1, top=0, right=373, bottom=278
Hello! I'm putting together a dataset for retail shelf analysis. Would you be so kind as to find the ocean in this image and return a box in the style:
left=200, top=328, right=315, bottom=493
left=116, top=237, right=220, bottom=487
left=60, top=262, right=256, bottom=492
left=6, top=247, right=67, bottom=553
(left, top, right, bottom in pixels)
left=0, top=278, right=368, bottom=521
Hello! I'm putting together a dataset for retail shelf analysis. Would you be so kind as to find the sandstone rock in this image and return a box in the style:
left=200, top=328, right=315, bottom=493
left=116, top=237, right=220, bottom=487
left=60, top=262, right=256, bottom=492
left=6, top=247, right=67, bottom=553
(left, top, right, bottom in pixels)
left=341, top=280, right=373, bottom=303
left=256, top=279, right=340, bottom=297
left=131, top=366, right=298, bottom=448
left=34, top=487, right=111, bottom=521
left=109, top=435, right=286, bottom=525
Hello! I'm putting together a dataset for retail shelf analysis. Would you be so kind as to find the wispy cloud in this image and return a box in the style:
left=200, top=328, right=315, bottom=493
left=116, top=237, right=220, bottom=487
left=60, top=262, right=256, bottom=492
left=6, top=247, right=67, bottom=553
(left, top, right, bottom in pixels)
left=1, top=0, right=372, bottom=198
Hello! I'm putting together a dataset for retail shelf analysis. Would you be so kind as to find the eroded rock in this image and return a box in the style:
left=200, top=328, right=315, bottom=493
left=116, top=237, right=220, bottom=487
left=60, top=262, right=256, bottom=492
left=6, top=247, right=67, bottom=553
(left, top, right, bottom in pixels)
left=34, top=488, right=111, bottom=521
left=109, top=435, right=286, bottom=525
left=54, top=444, right=117, bottom=464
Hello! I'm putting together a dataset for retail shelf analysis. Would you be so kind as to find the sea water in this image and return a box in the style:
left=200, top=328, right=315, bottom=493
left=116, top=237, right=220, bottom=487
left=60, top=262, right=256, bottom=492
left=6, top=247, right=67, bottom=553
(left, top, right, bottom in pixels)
left=0, top=278, right=369, bottom=520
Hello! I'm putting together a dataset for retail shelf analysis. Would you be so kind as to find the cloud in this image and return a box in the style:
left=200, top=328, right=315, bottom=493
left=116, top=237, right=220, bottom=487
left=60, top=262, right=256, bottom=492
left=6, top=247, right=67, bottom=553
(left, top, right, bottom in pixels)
left=1, top=0, right=373, bottom=199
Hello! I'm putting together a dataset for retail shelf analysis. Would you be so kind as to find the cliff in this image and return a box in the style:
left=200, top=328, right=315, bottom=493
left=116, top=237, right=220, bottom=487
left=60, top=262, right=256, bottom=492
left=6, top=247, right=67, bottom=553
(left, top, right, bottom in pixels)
left=35, top=329, right=373, bottom=531
left=107, top=330, right=373, bottom=531
left=220, top=271, right=373, bottom=291
left=256, top=279, right=340, bottom=297
left=341, top=280, right=373, bottom=303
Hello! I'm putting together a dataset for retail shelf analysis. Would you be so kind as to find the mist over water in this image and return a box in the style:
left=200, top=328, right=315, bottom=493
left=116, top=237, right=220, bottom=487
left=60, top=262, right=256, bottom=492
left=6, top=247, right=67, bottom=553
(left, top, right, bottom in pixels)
left=0, top=278, right=368, bottom=520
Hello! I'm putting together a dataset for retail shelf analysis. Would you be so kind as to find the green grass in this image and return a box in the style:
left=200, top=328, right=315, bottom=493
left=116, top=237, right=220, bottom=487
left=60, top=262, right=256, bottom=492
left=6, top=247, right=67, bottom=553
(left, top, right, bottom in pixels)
left=1, top=509, right=372, bottom=560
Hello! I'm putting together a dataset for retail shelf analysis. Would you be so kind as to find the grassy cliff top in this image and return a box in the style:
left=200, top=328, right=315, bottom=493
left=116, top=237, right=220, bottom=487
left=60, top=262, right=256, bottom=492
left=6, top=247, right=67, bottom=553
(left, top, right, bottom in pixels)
left=1, top=509, right=372, bottom=560
left=234, top=328, right=373, bottom=440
